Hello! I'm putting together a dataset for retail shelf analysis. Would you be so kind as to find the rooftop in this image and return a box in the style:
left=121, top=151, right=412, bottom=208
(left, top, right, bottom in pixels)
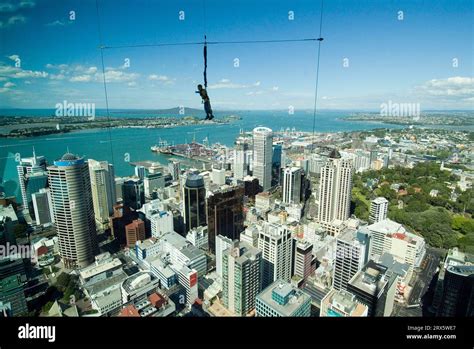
left=257, top=280, right=310, bottom=316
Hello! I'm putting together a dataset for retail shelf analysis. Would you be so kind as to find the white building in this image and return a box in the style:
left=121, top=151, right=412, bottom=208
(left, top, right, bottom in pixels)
left=318, top=149, right=353, bottom=235
left=364, top=219, right=426, bottom=269
left=88, top=159, right=116, bottom=230
left=282, top=167, right=302, bottom=204
left=186, top=226, right=208, bottom=249
left=258, top=222, right=293, bottom=288
left=48, top=153, right=97, bottom=268
left=333, top=229, right=370, bottom=291
left=216, top=234, right=236, bottom=277
left=369, top=197, right=389, bottom=224
left=150, top=211, right=174, bottom=238
left=253, top=127, right=273, bottom=191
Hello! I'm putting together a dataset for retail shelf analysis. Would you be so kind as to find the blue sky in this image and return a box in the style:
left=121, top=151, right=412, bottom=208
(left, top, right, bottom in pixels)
left=0, top=0, right=472, bottom=110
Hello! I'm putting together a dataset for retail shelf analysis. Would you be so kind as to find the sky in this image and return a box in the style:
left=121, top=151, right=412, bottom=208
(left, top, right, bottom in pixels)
left=0, top=0, right=473, bottom=110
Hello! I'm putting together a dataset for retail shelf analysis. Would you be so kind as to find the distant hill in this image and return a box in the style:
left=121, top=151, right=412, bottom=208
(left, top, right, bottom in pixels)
left=110, top=107, right=207, bottom=117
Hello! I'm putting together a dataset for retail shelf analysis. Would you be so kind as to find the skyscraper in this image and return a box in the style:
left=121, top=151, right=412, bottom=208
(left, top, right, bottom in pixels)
left=183, top=174, right=206, bottom=234
left=293, top=240, right=314, bottom=284
left=436, top=265, right=474, bottom=317
left=369, top=197, right=389, bottom=224
left=233, top=137, right=249, bottom=179
left=122, top=179, right=145, bottom=210
left=282, top=167, right=302, bottom=204
left=252, top=127, right=273, bottom=192
left=271, top=143, right=282, bottom=187
left=222, top=241, right=262, bottom=316
left=333, top=229, right=370, bottom=291
left=48, top=152, right=97, bottom=268
left=207, top=184, right=244, bottom=253
left=88, top=159, right=116, bottom=230
left=258, top=223, right=293, bottom=288
left=168, top=160, right=180, bottom=181
left=17, top=150, right=48, bottom=216
left=317, top=149, right=353, bottom=234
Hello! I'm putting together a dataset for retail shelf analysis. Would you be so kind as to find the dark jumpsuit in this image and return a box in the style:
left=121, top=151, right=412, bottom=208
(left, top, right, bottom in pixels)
left=199, top=89, right=213, bottom=119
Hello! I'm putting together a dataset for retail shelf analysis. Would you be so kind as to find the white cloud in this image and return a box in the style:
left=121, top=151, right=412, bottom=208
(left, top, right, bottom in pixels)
left=272, top=86, right=279, bottom=91
left=208, top=79, right=261, bottom=90
left=127, top=81, right=137, bottom=87
left=6, top=15, right=26, bottom=26
left=415, top=77, right=473, bottom=98
left=7, top=54, right=19, bottom=61
left=148, top=74, right=169, bottom=81
left=50, top=74, right=66, bottom=80
left=0, top=64, right=48, bottom=79
left=0, top=1, right=34, bottom=12
left=69, top=75, right=92, bottom=82
left=4, top=81, right=15, bottom=87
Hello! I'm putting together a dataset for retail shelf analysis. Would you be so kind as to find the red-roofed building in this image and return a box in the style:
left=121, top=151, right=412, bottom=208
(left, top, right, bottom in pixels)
left=119, top=305, right=140, bottom=317
left=148, top=293, right=165, bottom=309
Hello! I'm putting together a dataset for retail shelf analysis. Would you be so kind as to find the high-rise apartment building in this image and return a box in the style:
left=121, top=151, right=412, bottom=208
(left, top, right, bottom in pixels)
left=88, top=159, right=116, bottom=230
left=258, top=223, right=293, bottom=288
left=252, top=127, right=273, bottom=192
left=222, top=241, right=262, bottom=316
left=48, top=153, right=97, bottom=268
left=369, top=197, right=388, bottom=224
left=317, top=149, right=353, bottom=234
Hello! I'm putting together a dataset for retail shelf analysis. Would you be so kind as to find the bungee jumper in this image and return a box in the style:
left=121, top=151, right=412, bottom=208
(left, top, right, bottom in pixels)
left=196, top=35, right=214, bottom=120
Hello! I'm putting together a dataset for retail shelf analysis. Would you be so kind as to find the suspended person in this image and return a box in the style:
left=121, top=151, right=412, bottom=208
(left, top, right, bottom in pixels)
left=196, top=84, right=214, bottom=120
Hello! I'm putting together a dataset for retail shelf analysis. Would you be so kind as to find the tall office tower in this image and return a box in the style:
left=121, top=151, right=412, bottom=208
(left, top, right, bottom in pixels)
left=215, top=235, right=235, bottom=277
left=168, top=160, right=180, bottom=181
left=125, top=219, right=145, bottom=247
left=183, top=174, right=206, bottom=234
left=433, top=248, right=474, bottom=317
left=252, top=127, right=273, bottom=192
left=207, top=184, right=244, bottom=253
left=31, top=188, right=54, bottom=226
left=48, top=153, right=97, bottom=268
left=122, top=179, right=145, bottom=210
left=333, top=229, right=370, bottom=291
left=256, top=280, right=311, bottom=317
left=317, top=149, right=353, bottom=233
left=17, top=150, right=48, bottom=216
left=436, top=265, right=474, bottom=317
left=258, top=223, right=293, bottom=288
left=222, top=241, right=262, bottom=316
left=293, top=240, right=314, bottom=284
left=88, top=159, right=116, bottom=230
left=282, top=167, right=302, bottom=204
left=233, top=138, right=249, bottom=179
left=134, top=165, right=146, bottom=180
left=271, top=143, right=282, bottom=187
left=347, top=260, right=397, bottom=317
left=369, top=197, right=388, bottom=224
